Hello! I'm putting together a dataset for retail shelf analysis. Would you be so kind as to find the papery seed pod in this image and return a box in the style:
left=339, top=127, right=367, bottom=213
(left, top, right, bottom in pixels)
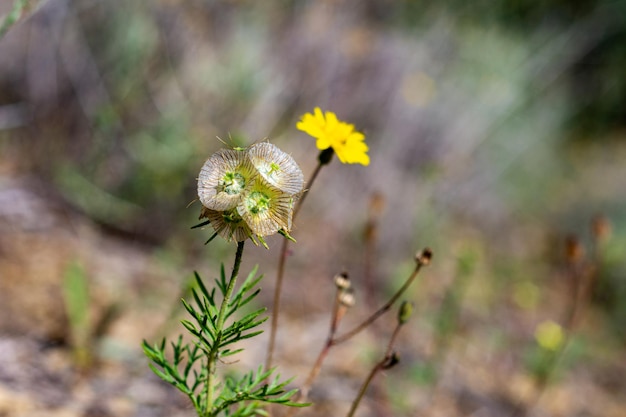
left=237, top=179, right=295, bottom=237
left=247, top=142, right=304, bottom=195
left=203, top=208, right=253, bottom=242
left=198, top=149, right=257, bottom=211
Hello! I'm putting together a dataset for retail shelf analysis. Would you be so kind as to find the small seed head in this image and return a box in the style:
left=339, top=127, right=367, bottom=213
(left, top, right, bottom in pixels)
left=416, top=248, right=433, bottom=266
left=334, top=272, right=351, bottom=290
left=339, top=290, right=355, bottom=308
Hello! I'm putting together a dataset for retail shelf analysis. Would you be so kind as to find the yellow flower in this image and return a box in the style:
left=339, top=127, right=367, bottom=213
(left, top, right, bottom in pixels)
left=534, top=320, right=565, bottom=351
left=296, top=107, right=369, bottom=166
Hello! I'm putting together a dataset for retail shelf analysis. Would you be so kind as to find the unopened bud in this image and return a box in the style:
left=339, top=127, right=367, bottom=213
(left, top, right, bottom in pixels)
left=398, top=301, right=414, bottom=325
left=334, top=272, right=351, bottom=290
left=415, top=248, right=433, bottom=266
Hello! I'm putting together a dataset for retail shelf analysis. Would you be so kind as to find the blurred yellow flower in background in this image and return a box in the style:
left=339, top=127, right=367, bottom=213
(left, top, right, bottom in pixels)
left=534, top=320, right=565, bottom=351
left=297, top=107, right=369, bottom=166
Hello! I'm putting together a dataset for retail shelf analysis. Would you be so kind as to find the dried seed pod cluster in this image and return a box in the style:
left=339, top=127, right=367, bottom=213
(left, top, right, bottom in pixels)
left=198, top=142, right=304, bottom=245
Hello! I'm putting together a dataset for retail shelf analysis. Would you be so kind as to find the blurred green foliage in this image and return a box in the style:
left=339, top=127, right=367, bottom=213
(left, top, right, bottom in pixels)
left=62, top=261, right=92, bottom=368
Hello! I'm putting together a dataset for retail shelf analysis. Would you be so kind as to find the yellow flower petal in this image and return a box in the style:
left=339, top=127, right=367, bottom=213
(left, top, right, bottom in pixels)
left=297, top=108, right=369, bottom=166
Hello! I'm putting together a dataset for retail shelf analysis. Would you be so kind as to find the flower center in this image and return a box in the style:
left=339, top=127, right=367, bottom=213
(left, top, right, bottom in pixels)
left=223, top=210, right=239, bottom=222
left=220, top=171, right=246, bottom=195
left=245, top=191, right=270, bottom=215
left=258, top=162, right=281, bottom=182
left=268, top=162, right=280, bottom=174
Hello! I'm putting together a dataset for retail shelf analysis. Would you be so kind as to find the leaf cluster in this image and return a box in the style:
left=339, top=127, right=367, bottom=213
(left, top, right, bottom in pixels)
left=143, top=265, right=306, bottom=416
left=181, top=265, right=267, bottom=358
left=214, top=366, right=307, bottom=416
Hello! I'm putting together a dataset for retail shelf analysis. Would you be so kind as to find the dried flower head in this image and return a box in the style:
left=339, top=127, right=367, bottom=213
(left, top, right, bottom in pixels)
left=197, top=141, right=303, bottom=245
left=202, top=208, right=253, bottom=242
left=198, top=149, right=257, bottom=211
left=297, top=107, right=370, bottom=166
left=247, top=142, right=304, bottom=195
left=238, top=179, right=295, bottom=237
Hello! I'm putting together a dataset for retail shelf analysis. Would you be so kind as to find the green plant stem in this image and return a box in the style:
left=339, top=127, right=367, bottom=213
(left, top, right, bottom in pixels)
left=206, top=240, right=245, bottom=415
left=266, top=160, right=324, bottom=371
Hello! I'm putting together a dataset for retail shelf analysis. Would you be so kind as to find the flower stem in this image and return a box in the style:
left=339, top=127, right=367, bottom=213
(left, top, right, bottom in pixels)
left=346, top=322, right=403, bottom=417
left=265, top=159, right=325, bottom=371
left=346, top=361, right=380, bottom=417
left=288, top=250, right=430, bottom=416
left=206, top=240, right=245, bottom=415
left=333, top=249, right=431, bottom=345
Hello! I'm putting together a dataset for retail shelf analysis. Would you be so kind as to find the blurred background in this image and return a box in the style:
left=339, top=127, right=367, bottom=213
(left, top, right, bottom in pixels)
left=0, top=0, right=625, bottom=416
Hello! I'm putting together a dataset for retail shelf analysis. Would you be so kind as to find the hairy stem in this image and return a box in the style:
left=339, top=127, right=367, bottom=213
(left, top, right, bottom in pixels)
left=206, top=240, right=245, bottom=415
